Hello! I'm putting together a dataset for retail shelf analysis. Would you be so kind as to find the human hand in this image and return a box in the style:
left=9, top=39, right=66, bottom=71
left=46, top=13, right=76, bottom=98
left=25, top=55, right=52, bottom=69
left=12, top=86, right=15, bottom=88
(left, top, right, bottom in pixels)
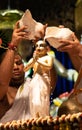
left=57, top=33, right=81, bottom=55
left=59, top=25, right=65, bottom=28
left=11, top=21, right=30, bottom=47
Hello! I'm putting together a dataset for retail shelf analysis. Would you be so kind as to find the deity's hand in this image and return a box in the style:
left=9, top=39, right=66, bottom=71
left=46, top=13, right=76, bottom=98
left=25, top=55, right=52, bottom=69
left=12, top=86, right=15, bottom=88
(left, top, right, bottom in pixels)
left=33, top=50, right=39, bottom=61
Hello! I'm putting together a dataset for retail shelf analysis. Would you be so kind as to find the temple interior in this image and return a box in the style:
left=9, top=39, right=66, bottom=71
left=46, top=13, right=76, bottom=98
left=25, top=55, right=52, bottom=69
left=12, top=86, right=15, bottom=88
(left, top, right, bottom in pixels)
left=0, top=0, right=82, bottom=129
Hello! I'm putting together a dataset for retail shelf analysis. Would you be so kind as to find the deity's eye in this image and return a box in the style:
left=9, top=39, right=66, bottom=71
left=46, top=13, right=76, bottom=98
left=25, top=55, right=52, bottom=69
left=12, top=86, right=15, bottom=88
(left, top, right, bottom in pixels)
left=40, top=44, right=47, bottom=47
left=35, top=44, right=38, bottom=48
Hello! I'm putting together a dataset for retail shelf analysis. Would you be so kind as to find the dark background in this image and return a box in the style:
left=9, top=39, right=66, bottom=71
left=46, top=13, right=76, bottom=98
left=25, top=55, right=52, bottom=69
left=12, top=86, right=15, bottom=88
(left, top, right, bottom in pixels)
left=0, top=0, right=77, bottom=11
left=0, top=0, right=77, bottom=26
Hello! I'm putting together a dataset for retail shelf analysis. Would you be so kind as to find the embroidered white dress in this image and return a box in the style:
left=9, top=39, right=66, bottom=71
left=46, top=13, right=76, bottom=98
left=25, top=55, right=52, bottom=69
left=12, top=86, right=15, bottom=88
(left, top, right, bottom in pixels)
left=29, top=72, right=51, bottom=118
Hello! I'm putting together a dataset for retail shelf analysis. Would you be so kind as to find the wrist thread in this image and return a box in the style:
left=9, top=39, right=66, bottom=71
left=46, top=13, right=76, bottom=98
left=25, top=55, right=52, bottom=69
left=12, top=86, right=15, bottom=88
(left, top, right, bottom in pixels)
left=8, top=43, right=17, bottom=51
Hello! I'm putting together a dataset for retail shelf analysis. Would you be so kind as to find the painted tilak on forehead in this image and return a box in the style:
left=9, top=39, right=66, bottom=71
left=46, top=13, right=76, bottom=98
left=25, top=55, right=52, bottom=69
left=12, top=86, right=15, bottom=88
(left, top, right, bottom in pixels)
left=35, top=40, right=47, bottom=48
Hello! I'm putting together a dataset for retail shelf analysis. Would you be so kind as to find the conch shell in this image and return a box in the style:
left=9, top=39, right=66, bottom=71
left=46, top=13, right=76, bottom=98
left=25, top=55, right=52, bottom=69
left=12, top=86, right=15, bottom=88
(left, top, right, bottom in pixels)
left=19, top=9, right=45, bottom=40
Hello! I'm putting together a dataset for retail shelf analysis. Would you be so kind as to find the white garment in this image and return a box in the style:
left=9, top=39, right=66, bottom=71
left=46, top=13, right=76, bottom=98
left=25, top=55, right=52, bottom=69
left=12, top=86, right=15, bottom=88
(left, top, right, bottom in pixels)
left=0, top=78, right=31, bottom=123
left=0, top=72, right=51, bottom=123
left=29, top=73, right=50, bottom=118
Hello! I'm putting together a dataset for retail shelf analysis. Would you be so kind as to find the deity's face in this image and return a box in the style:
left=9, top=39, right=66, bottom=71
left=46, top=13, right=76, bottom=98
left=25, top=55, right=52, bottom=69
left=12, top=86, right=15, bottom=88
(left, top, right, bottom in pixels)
left=35, top=40, right=47, bottom=55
